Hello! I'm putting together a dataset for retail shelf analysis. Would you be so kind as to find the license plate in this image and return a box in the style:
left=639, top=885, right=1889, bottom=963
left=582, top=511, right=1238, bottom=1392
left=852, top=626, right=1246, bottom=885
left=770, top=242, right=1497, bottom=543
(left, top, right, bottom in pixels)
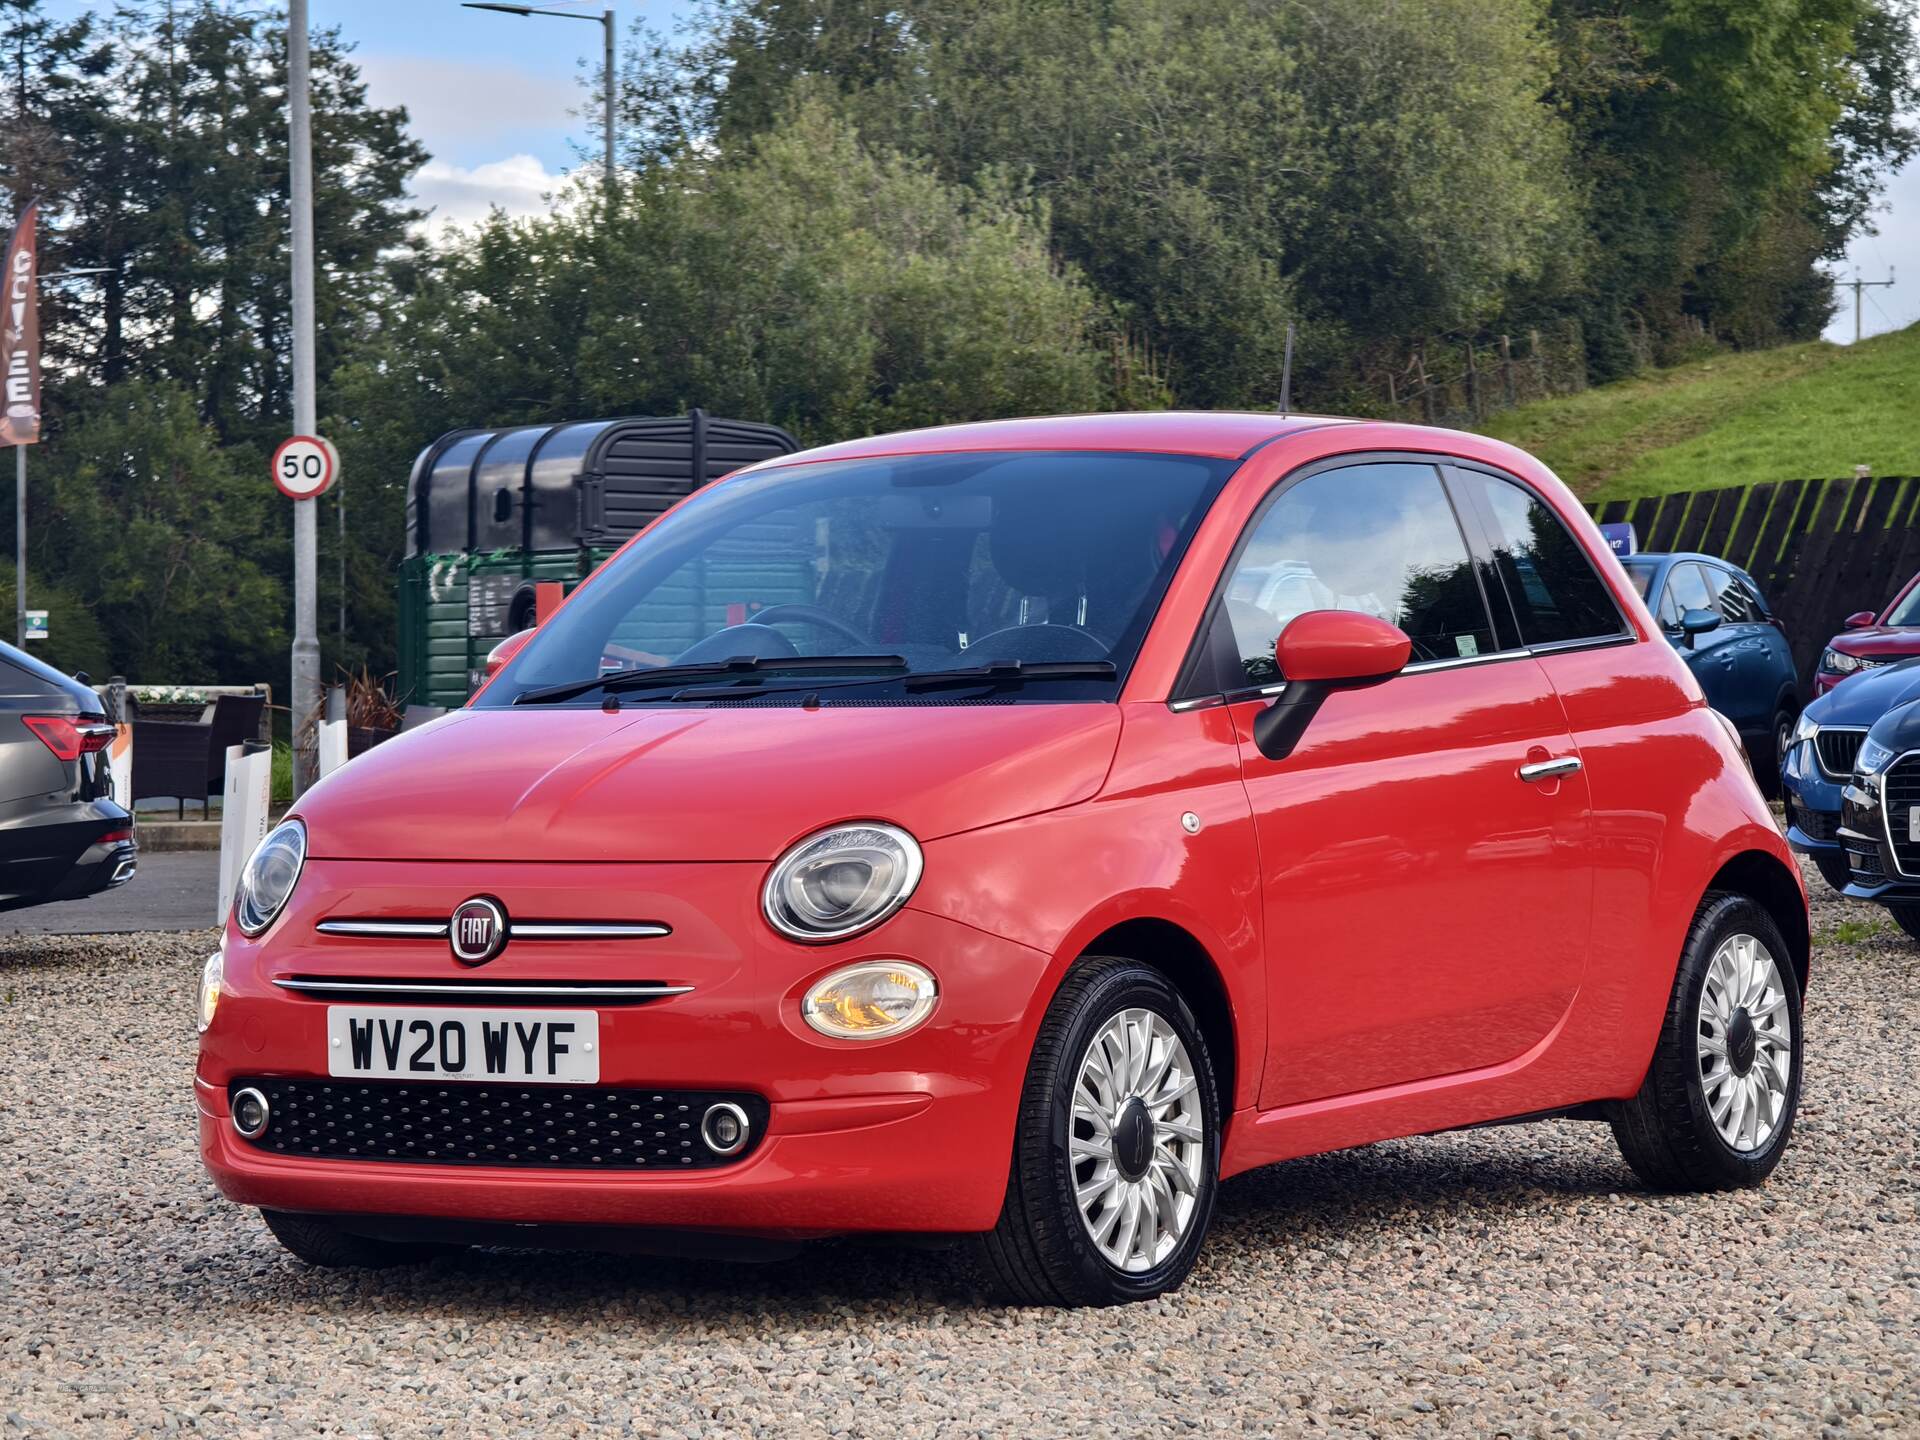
left=326, top=1007, right=599, bottom=1084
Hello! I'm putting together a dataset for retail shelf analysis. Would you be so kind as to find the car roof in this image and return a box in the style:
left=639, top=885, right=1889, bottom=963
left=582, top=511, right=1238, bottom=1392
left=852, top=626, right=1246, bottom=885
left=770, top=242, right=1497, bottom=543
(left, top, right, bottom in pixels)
left=759, top=411, right=1363, bottom=466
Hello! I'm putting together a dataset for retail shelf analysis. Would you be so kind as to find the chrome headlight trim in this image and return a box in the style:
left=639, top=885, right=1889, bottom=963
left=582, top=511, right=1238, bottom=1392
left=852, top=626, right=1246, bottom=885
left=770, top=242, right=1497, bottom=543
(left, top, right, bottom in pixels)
left=234, top=819, right=307, bottom=937
left=762, top=822, right=924, bottom=943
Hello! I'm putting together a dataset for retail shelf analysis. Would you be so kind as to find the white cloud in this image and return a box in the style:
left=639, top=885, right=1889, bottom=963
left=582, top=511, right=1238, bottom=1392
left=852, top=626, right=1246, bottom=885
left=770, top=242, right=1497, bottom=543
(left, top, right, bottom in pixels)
left=411, top=154, right=570, bottom=230
left=358, top=53, right=582, bottom=153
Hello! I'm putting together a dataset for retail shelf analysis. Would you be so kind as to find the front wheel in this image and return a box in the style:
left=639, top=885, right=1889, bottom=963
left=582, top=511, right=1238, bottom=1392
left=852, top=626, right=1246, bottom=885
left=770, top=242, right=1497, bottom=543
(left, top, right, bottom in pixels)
left=1887, top=902, right=1920, bottom=942
left=1812, top=848, right=1853, bottom=894
left=1609, top=892, right=1802, bottom=1190
left=970, top=957, right=1220, bottom=1306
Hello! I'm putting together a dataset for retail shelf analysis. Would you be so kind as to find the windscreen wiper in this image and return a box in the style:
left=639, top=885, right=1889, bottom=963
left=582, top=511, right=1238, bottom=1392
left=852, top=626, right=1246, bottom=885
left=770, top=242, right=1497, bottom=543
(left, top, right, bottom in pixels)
left=663, top=658, right=1119, bottom=702
left=513, top=654, right=909, bottom=705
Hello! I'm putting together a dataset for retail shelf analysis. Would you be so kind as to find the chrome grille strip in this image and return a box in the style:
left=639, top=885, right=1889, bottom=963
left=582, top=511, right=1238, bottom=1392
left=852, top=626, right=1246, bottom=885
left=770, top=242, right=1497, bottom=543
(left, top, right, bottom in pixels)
left=509, top=922, right=672, bottom=939
left=316, top=920, right=449, bottom=938
left=316, top=920, right=672, bottom=940
left=273, top=978, right=694, bottom=1000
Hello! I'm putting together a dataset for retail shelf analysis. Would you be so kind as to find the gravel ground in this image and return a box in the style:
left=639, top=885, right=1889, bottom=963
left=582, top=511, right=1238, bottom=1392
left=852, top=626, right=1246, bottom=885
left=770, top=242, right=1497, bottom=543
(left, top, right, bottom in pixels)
left=2, top=861, right=1917, bottom=1439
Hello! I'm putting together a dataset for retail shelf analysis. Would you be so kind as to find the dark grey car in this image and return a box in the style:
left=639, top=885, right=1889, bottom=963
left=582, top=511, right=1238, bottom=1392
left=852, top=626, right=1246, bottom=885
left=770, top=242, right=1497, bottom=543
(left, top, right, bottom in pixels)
left=0, top=639, right=135, bottom=911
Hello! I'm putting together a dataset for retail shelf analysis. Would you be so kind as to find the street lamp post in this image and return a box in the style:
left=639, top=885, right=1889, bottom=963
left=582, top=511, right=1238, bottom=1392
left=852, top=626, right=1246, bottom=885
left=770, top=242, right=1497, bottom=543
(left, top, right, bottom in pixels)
left=462, top=4, right=616, bottom=192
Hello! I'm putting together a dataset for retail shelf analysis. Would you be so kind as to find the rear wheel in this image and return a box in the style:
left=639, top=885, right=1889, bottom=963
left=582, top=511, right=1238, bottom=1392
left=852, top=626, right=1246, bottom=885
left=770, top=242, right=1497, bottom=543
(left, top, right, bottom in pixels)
left=971, top=957, right=1219, bottom=1306
left=1812, top=848, right=1853, bottom=894
left=261, top=1209, right=452, bottom=1269
left=1887, top=902, right=1920, bottom=942
left=1609, top=892, right=1801, bottom=1190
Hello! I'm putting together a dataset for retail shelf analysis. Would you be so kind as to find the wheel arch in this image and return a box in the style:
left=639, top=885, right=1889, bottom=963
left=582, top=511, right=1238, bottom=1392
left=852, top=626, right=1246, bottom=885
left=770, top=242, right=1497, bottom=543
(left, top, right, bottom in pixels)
left=1710, top=848, right=1811, bottom=991
left=1070, top=917, right=1239, bottom=1119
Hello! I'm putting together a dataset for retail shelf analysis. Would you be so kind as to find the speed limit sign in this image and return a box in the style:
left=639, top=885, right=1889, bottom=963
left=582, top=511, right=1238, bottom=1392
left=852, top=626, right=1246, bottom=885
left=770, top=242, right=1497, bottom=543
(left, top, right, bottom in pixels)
left=272, top=434, right=339, bottom=500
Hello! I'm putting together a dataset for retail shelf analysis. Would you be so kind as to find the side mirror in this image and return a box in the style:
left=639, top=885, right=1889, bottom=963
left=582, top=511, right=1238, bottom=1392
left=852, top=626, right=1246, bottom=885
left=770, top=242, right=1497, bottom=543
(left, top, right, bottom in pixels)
left=484, top=626, right=535, bottom=678
left=1252, top=611, right=1412, bottom=761
left=1678, top=607, right=1720, bottom=647
left=1846, top=610, right=1879, bottom=629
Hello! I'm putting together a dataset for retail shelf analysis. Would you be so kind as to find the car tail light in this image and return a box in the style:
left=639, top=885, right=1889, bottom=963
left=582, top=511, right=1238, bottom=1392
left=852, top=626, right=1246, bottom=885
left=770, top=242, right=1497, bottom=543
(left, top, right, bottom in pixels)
left=23, top=715, right=115, bottom=761
left=97, top=828, right=134, bottom=846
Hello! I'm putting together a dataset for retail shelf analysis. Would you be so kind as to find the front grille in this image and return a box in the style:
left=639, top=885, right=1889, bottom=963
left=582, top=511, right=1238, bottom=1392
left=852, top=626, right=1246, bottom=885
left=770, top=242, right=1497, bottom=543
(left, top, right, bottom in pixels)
left=1790, top=802, right=1839, bottom=843
left=1884, top=755, right=1920, bottom=877
left=235, top=1079, right=767, bottom=1170
left=1816, top=728, right=1867, bottom=778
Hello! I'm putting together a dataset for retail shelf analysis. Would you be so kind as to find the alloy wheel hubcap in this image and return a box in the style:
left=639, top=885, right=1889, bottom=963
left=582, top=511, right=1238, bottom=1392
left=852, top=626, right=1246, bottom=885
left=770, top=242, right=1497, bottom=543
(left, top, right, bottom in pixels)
left=1069, top=1007, right=1206, bottom=1274
left=1697, top=933, right=1793, bottom=1153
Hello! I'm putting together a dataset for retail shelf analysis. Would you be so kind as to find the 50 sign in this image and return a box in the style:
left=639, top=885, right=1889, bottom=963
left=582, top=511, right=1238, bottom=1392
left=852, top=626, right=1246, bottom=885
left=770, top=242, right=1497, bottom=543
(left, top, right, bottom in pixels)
left=272, top=434, right=339, bottom=500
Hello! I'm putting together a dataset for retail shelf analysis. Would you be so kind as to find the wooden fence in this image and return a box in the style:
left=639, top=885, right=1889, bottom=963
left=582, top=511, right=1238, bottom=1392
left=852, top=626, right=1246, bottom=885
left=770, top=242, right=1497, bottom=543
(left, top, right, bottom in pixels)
left=1585, top=474, right=1920, bottom=684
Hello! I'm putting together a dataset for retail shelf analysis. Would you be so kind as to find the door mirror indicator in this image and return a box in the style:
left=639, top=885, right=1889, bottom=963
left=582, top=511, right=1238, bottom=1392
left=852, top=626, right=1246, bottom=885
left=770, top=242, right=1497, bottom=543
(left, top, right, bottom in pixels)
left=1253, top=611, right=1411, bottom=762
left=484, top=627, right=536, bottom=678
left=1678, top=608, right=1721, bottom=647
left=1845, top=610, right=1878, bottom=629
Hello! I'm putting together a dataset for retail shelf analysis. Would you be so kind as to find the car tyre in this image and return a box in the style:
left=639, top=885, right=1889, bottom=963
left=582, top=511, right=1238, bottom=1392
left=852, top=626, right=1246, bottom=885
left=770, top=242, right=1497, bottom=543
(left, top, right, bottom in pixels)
left=970, top=956, right=1220, bottom=1306
left=1886, top=902, right=1920, bottom=942
left=1811, top=849, right=1853, bottom=895
left=261, top=1209, right=452, bottom=1269
left=1609, top=891, right=1802, bottom=1191
left=1761, top=709, right=1795, bottom=798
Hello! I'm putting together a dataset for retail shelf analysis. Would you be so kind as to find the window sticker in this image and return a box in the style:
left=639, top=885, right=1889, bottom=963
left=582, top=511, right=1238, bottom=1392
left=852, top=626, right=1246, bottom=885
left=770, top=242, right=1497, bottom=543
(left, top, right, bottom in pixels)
left=1457, top=634, right=1479, bottom=658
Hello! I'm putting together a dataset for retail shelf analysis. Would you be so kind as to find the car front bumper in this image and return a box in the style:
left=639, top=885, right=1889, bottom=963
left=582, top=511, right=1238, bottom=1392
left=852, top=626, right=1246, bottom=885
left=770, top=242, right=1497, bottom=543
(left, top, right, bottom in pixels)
left=1781, top=739, right=1845, bottom=858
left=1838, top=779, right=1920, bottom=903
left=197, top=867, right=1049, bottom=1237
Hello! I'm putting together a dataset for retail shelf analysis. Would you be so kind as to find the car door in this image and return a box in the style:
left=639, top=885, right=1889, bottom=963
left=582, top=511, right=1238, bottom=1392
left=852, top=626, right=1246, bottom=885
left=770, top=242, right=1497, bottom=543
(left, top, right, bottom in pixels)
left=1206, top=459, right=1595, bottom=1109
left=1663, top=561, right=1746, bottom=720
left=1701, top=564, right=1789, bottom=731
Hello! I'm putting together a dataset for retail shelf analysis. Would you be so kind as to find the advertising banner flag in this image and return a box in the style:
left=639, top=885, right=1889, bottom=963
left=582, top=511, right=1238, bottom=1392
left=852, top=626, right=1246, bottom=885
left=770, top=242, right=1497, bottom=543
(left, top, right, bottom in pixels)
left=0, top=200, right=40, bottom=447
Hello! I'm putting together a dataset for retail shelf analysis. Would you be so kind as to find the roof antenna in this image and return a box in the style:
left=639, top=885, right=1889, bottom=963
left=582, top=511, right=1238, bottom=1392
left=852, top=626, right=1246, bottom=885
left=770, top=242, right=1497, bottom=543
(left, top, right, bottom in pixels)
left=1277, top=321, right=1295, bottom=415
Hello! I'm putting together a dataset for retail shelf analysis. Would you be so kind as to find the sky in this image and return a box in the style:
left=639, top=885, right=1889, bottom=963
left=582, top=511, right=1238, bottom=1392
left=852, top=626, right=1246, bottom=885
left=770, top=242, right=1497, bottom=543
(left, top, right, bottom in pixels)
left=35, top=0, right=1920, bottom=345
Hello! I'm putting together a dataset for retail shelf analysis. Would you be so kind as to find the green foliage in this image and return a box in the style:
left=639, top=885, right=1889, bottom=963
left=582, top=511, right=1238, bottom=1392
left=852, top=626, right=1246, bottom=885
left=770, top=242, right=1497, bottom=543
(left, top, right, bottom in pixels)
left=1481, top=323, right=1920, bottom=498
left=32, top=379, right=285, bottom=678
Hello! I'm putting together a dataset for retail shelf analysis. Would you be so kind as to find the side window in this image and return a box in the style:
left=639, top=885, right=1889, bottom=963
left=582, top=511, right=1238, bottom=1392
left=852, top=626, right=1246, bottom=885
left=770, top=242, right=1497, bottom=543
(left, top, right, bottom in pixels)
left=1218, top=462, right=1494, bottom=685
left=1454, top=471, right=1627, bottom=647
left=1702, top=566, right=1761, bottom=624
left=1665, top=561, right=1714, bottom=620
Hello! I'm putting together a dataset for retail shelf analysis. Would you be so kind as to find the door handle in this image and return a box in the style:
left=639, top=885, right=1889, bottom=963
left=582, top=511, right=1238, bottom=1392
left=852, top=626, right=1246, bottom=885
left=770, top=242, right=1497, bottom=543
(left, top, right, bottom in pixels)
left=1518, top=756, right=1582, bottom=783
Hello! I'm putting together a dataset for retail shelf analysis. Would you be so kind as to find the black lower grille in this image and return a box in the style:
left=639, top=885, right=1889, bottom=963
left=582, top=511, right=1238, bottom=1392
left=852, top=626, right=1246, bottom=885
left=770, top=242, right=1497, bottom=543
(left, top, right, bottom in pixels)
left=1791, top=802, right=1840, bottom=843
left=1885, top=756, right=1920, bottom=877
left=1847, top=840, right=1887, bottom=885
left=235, top=1079, right=768, bottom=1170
left=1816, top=728, right=1866, bottom=777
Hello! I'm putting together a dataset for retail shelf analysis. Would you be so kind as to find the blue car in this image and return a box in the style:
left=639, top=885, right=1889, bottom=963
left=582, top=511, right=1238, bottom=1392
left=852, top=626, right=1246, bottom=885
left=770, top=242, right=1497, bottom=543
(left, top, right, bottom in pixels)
left=1781, top=656, right=1920, bottom=892
left=1620, top=552, right=1800, bottom=787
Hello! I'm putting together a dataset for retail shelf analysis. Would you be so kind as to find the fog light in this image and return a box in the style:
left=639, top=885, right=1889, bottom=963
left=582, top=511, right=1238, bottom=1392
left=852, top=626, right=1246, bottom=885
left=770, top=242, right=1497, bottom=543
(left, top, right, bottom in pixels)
left=700, top=1102, right=750, bottom=1157
left=231, top=1087, right=270, bottom=1140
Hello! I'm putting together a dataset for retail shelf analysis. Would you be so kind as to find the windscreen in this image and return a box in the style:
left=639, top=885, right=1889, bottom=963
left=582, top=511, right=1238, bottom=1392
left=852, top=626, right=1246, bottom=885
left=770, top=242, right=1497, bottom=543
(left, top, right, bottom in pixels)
left=478, top=450, right=1234, bottom=706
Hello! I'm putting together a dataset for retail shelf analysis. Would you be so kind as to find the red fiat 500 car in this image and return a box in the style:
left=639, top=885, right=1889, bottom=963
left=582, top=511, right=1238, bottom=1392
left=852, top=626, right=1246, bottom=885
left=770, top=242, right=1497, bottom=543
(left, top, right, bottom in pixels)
left=199, top=414, right=1809, bottom=1306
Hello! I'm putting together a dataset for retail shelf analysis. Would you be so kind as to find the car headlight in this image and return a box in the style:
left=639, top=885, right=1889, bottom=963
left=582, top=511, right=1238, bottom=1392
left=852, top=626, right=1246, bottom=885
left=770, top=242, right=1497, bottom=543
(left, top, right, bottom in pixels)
left=234, top=819, right=306, bottom=936
left=803, top=961, right=938, bottom=1039
left=1858, top=737, right=1896, bottom=776
left=763, top=822, right=922, bottom=941
left=1823, top=647, right=1864, bottom=675
left=1791, top=711, right=1820, bottom=746
left=197, top=948, right=223, bottom=1033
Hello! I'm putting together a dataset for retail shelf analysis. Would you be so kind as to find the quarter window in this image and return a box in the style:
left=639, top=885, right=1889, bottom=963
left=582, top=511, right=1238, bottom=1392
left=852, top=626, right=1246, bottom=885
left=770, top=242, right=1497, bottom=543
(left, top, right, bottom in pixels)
left=1454, top=471, right=1626, bottom=647
left=1218, top=463, right=1494, bottom=685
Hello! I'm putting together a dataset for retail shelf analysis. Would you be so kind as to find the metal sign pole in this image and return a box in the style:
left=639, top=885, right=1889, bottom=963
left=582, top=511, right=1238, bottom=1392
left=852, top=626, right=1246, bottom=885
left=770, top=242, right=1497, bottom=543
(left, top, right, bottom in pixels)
left=289, top=0, right=319, bottom=796
left=14, top=444, right=22, bottom=646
